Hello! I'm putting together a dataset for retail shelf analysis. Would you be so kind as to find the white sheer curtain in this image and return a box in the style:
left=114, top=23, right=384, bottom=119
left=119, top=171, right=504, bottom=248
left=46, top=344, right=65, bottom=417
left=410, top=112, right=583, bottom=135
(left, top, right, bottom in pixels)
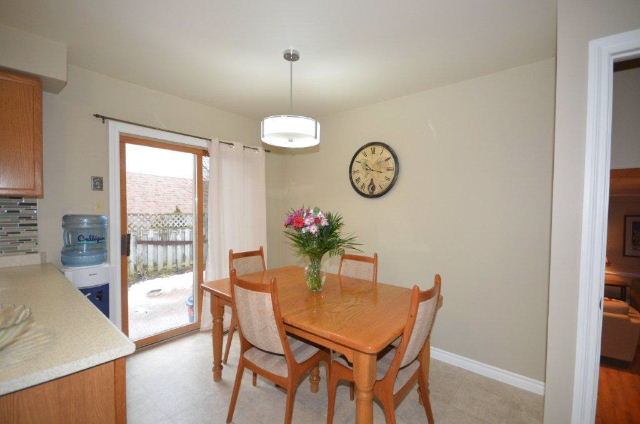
left=200, top=140, right=267, bottom=329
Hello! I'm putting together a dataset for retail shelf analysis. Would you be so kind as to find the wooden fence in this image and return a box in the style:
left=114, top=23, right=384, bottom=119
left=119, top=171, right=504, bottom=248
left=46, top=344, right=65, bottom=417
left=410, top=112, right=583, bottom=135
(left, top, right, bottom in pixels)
left=127, top=213, right=194, bottom=282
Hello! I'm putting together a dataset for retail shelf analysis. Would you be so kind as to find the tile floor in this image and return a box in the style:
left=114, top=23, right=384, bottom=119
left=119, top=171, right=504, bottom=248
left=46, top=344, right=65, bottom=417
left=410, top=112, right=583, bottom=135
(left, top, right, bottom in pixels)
left=126, top=332, right=543, bottom=423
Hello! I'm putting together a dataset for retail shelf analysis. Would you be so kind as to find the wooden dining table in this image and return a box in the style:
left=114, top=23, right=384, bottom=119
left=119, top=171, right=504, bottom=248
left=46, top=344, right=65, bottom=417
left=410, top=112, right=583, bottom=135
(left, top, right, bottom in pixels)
left=202, top=265, right=436, bottom=424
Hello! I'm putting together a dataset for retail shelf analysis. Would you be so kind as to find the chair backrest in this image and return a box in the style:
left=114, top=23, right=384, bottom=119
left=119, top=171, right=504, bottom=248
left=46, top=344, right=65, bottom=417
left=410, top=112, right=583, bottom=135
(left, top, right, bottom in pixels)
left=229, top=246, right=266, bottom=277
left=230, top=269, right=288, bottom=355
left=396, top=275, right=442, bottom=368
left=338, top=253, right=378, bottom=283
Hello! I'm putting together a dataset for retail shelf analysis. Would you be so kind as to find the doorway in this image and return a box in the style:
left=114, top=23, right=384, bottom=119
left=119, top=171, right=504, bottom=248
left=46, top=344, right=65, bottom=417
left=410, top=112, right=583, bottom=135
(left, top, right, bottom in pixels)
left=571, top=29, right=640, bottom=424
left=595, top=60, right=640, bottom=423
left=119, top=135, right=206, bottom=347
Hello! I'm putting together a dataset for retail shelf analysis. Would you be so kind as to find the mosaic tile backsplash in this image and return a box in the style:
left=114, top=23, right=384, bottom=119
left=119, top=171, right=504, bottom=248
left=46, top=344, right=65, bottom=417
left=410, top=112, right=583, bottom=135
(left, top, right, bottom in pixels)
left=0, top=198, right=38, bottom=256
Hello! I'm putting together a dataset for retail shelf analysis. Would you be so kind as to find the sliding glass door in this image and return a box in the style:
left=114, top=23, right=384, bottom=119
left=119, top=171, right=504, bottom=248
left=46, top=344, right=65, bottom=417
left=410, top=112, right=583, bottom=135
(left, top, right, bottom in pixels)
left=120, top=136, right=205, bottom=347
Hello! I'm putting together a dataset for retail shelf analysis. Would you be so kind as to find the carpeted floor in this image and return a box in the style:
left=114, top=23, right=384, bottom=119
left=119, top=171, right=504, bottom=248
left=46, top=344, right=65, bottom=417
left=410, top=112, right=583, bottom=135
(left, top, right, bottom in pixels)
left=126, top=332, right=543, bottom=423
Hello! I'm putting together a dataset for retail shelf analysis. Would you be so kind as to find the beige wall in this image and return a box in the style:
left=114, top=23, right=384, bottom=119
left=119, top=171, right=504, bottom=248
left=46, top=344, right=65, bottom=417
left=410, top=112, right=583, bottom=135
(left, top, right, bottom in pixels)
left=267, top=59, right=555, bottom=381
left=40, top=65, right=259, bottom=267
left=545, top=1, right=640, bottom=423
left=611, top=68, right=640, bottom=169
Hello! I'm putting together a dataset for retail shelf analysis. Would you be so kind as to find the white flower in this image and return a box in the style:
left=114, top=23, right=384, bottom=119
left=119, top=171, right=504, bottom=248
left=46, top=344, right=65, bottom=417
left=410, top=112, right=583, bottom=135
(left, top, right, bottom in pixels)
left=309, top=224, right=319, bottom=234
left=304, top=216, right=314, bottom=226
left=301, top=226, right=309, bottom=233
left=321, top=218, right=329, bottom=226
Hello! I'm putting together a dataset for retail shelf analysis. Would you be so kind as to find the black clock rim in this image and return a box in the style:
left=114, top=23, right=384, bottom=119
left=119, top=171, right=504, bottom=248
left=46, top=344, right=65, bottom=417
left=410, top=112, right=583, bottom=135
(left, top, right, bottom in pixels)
left=348, top=141, right=399, bottom=198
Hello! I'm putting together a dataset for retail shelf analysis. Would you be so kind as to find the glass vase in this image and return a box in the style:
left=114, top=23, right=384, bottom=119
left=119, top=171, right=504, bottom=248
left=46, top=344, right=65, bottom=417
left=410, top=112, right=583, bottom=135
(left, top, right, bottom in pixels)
left=305, top=255, right=326, bottom=292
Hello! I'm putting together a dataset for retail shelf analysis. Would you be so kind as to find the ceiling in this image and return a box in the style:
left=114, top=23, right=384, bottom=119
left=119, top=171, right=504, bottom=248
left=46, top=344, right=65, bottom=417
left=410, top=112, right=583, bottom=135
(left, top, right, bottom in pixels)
left=0, top=0, right=556, bottom=119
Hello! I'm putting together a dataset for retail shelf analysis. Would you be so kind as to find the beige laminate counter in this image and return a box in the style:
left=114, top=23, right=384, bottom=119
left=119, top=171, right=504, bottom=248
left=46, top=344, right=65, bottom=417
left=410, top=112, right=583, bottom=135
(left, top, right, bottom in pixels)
left=0, top=263, right=135, bottom=396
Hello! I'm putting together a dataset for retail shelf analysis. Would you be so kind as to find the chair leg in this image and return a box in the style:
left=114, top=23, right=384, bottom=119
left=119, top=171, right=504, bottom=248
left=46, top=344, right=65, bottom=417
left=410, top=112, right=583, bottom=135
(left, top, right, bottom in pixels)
left=252, top=372, right=258, bottom=386
left=326, top=370, right=339, bottom=424
left=417, top=371, right=434, bottom=424
left=223, top=314, right=237, bottom=365
left=310, top=364, right=320, bottom=393
left=349, top=382, right=355, bottom=401
left=284, top=383, right=299, bottom=424
left=226, top=362, right=245, bottom=423
left=381, top=394, right=397, bottom=424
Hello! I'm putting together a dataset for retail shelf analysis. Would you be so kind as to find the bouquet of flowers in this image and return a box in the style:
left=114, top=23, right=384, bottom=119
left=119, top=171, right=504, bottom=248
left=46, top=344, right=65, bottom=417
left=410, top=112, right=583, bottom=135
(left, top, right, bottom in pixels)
left=284, top=207, right=359, bottom=291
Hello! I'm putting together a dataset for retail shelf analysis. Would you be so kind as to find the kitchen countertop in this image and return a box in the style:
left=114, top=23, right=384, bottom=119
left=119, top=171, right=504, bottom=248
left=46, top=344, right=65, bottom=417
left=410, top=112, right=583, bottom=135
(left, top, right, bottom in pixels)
left=0, top=263, right=135, bottom=396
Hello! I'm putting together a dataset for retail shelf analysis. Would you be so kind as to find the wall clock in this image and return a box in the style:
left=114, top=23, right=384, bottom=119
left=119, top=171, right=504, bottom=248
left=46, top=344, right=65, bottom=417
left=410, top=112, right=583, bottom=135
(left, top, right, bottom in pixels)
left=349, top=142, right=399, bottom=198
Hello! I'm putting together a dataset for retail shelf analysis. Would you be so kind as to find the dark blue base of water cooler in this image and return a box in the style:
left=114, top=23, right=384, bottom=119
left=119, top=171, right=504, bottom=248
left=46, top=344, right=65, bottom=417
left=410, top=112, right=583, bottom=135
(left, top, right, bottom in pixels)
left=80, top=283, right=109, bottom=318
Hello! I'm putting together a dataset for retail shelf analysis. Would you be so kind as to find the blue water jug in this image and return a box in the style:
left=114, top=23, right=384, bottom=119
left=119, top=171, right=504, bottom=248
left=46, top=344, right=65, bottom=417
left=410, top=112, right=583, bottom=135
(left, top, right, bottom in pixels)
left=61, top=215, right=108, bottom=267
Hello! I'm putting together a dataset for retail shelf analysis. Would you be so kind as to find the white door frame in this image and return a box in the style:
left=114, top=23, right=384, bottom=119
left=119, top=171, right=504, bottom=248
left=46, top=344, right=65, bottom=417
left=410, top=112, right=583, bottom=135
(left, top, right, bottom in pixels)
left=106, top=120, right=209, bottom=330
left=572, top=28, right=640, bottom=424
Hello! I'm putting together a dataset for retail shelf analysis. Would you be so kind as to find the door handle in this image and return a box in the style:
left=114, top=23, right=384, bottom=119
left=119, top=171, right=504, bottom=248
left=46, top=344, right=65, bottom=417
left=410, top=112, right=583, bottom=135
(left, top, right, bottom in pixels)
left=121, top=233, right=131, bottom=257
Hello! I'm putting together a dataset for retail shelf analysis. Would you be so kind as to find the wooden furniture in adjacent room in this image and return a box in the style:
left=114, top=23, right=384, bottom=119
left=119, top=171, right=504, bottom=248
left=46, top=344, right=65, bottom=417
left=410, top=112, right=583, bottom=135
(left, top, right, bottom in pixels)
left=225, top=269, right=329, bottom=424
left=327, top=276, right=442, bottom=424
left=604, top=273, right=632, bottom=301
left=202, top=266, right=443, bottom=424
left=224, top=246, right=266, bottom=364
left=338, top=253, right=378, bottom=283
left=0, top=70, right=43, bottom=198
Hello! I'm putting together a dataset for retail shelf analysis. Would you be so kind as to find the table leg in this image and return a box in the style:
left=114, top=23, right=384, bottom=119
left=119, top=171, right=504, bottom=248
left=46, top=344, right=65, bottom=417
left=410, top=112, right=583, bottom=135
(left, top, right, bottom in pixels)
left=310, top=364, right=320, bottom=393
left=353, top=351, right=376, bottom=424
left=212, top=295, right=224, bottom=382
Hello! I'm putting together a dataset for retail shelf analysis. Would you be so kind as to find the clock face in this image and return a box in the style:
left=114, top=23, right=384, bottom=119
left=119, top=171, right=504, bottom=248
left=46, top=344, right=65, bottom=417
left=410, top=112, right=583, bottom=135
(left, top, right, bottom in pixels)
left=349, top=142, right=399, bottom=198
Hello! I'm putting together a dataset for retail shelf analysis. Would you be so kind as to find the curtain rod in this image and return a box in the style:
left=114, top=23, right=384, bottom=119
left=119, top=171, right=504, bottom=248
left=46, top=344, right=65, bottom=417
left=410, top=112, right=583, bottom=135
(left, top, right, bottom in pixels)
left=93, top=114, right=270, bottom=152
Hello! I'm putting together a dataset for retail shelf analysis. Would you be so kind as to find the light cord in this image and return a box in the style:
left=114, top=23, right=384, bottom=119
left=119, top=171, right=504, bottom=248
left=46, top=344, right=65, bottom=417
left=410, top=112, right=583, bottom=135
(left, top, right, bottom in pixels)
left=289, top=59, right=293, bottom=113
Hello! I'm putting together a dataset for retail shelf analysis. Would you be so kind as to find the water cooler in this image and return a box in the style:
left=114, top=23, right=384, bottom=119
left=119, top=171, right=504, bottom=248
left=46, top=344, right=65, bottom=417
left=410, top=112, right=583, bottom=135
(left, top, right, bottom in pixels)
left=62, top=263, right=111, bottom=318
left=60, top=215, right=111, bottom=319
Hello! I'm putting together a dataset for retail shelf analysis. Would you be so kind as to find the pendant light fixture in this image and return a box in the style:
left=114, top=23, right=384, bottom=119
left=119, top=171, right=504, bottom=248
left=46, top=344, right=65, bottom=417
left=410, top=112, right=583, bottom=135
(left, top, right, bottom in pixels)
left=261, top=49, right=320, bottom=148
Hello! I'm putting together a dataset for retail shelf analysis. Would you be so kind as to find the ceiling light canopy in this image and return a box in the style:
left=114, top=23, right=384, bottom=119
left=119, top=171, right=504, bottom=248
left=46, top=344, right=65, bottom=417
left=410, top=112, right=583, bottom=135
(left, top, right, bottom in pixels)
left=261, top=49, right=320, bottom=148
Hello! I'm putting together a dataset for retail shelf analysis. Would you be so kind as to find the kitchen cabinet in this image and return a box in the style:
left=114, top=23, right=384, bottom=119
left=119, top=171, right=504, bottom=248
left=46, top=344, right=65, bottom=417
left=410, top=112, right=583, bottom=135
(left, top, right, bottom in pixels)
left=0, top=70, right=43, bottom=198
left=0, top=264, right=135, bottom=424
left=0, top=358, right=126, bottom=424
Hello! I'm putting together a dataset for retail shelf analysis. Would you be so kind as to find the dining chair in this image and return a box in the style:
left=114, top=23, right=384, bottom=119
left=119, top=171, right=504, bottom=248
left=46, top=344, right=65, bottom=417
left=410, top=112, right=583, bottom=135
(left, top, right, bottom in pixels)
left=337, top=252, right=378, bottom=400
left=223, top=246, right=266, bottom=364
left=338, top=253, right=378, bottom=283
left=226, top=269, right=330, bottom=424
left=326, top=275, right=442, bottom=424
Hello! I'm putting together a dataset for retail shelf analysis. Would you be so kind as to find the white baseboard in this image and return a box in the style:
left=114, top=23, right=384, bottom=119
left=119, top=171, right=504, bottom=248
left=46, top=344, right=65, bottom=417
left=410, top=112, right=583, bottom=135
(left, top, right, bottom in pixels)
left=430, top=347, right=545, bottom=396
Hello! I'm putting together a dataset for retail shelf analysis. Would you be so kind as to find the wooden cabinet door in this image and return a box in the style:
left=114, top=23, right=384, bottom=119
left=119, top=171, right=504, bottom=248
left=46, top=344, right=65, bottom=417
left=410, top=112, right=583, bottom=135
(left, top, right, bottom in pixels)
left=0, top=71, right=43, bottom=197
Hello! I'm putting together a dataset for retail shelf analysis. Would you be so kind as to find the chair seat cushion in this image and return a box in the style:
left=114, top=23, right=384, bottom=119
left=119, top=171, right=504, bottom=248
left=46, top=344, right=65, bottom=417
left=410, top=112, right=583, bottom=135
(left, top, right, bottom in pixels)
left=244, top=336, right=319, bottom=377
left=335, top=348, right=421, bottom=393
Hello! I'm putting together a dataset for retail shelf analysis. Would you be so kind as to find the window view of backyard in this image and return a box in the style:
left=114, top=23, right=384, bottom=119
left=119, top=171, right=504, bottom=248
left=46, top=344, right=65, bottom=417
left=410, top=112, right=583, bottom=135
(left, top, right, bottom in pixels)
left=125, top=144, right=197, bottom=341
